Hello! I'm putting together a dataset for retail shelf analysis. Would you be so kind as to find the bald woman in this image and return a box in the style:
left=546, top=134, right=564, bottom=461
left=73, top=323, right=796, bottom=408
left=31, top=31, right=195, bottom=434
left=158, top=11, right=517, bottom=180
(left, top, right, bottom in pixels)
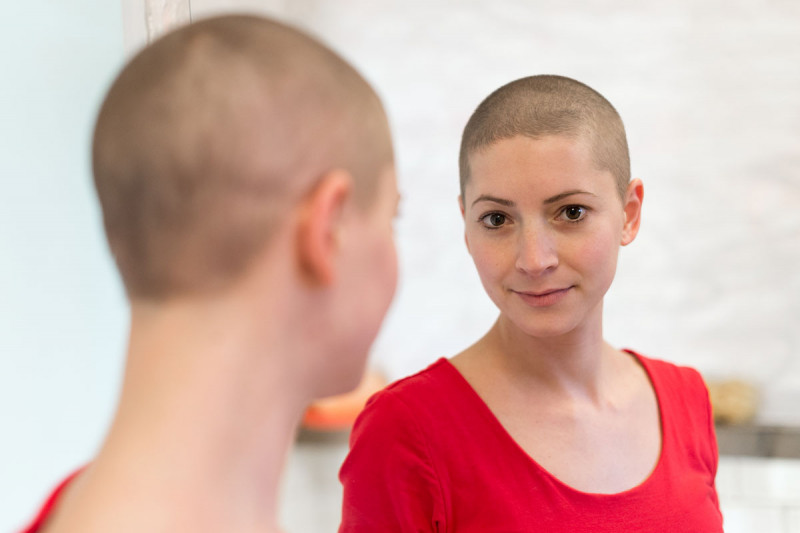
left=23, top=14, right=398, bottom=533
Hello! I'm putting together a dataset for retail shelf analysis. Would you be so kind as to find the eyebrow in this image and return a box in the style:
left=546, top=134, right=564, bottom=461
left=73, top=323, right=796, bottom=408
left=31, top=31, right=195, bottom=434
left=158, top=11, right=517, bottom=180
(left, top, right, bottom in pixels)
left=471, top=195, right=515, bottom=208
left=542, top=190, right=598, bottom=205
left=471, top=190, right=597, bottom=208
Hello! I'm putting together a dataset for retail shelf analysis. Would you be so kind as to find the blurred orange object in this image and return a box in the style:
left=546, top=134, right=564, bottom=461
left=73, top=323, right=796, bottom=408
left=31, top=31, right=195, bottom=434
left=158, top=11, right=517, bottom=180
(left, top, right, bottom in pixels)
left=301, top=371, right=386, bottom=431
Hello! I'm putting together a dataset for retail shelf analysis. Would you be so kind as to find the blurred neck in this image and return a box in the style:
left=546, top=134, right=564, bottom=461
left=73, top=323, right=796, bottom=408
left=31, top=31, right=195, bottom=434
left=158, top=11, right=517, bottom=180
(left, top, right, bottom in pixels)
left=49, top=271, right=313, bottom=532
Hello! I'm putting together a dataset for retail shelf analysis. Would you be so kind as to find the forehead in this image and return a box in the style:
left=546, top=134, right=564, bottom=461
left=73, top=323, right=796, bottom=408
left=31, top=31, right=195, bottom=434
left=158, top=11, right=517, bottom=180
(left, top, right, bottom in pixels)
left=465, top=134, right=614, bottom=202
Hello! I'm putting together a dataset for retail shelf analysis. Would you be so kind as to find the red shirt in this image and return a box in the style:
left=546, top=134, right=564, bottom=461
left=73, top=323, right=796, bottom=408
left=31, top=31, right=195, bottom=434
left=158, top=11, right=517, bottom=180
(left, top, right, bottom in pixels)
left=19, top=469, right=82, bottom=533
left=340, top=351, right=723, bottom=532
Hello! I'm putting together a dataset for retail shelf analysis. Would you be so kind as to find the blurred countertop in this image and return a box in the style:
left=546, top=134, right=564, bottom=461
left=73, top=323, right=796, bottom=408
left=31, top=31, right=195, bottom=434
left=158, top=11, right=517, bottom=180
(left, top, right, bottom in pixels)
left=716, top=423, right=800, bottom=458
left=296, top=423, right=800, bottom=459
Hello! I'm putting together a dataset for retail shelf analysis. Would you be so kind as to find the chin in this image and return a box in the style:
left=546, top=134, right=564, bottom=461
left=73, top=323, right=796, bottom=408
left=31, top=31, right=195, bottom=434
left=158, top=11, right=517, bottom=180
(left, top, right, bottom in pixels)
left=518, top=322, right=580, bottom=339
left=314, top=343, right=371, bottom=399
left=502, top=309, right=587, bottom=340
left=314, top=367, right=364, bottom=400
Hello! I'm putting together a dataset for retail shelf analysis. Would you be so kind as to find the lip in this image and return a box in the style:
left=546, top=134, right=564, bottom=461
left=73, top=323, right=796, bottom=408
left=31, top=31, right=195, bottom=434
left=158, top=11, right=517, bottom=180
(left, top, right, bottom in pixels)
left=512, top=286, right=573, bottom=307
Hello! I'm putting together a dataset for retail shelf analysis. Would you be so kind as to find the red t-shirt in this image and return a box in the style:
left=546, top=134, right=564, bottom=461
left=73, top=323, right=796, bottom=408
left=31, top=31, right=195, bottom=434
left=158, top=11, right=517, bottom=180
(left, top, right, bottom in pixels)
left=19, top=469, right=82, bottom=533
left=339, top=351, right=723, bottom=532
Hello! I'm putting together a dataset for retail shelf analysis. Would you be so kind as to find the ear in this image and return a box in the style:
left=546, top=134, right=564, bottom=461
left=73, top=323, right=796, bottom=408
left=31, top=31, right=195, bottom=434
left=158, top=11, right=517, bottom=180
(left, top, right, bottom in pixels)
left=620, top=178, right=644, bottom=246
left=296, top=170, right=354, bottom=285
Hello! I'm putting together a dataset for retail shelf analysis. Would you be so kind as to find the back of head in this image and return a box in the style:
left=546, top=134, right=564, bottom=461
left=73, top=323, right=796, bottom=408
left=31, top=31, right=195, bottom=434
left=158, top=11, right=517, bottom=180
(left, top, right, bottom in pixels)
left=459, top=75, right=630, bottom=199
left=93, top=15, right=392, bottom=300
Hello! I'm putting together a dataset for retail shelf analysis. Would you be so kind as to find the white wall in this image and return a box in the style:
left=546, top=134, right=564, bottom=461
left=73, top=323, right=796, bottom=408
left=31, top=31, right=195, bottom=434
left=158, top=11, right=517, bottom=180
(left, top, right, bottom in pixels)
left=0, top=1, right=125, bottom=530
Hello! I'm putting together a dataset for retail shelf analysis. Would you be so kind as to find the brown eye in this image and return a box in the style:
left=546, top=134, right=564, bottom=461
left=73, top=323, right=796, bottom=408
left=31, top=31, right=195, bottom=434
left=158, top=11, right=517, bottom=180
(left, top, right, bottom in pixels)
left=481, top=213, right=507, bottom=228
left=562, top=205, right=586, bottom=222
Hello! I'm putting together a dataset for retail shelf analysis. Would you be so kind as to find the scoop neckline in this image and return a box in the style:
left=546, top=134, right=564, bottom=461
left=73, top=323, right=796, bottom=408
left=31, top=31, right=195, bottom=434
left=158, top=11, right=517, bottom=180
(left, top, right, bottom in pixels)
left=437, top=349, right=666, bottom=499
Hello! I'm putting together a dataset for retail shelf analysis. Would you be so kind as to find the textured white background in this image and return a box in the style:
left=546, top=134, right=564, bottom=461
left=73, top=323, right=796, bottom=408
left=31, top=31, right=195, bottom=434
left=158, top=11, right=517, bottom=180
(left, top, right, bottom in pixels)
left=2, top=0, right=799, bottom=531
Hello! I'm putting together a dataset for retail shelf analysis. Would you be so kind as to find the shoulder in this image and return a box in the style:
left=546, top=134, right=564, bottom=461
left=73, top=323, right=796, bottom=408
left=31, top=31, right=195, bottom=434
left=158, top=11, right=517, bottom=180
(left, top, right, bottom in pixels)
left=340, top=361, right=450, bottom=528
left=20, top=468, right=84, bottom=533
left=627, top=349, right=714, bottom=433
left=627, top=349, right=713, bottom=427
left=346, top=357, right=467, bottom=463
left=382, top=357, right=459, bottom=396
left=628, top=349, right=707, bottom=392
left=626, top=351, right=719, bottom=475
left=360, top=357, right=459, bottom=419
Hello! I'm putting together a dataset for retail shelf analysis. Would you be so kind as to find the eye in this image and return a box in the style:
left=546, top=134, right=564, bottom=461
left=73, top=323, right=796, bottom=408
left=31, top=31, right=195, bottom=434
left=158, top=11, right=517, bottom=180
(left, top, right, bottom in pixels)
left=560, top=205, right=587, bottom=223
left=480, top=212, right=507, bottom=228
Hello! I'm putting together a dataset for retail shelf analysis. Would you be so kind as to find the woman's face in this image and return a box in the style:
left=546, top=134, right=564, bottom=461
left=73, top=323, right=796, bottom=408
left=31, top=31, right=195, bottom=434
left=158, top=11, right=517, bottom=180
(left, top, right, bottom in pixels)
left=461, top=134, right=642, bottom=340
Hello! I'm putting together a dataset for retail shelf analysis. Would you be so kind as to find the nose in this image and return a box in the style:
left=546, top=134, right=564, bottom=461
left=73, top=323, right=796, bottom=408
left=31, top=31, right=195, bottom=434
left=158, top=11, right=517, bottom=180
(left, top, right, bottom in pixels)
left=515, top=224, right=558, bottom=275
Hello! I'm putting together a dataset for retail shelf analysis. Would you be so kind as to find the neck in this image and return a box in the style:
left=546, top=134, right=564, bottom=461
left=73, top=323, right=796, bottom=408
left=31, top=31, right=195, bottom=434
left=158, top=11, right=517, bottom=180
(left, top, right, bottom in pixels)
left=57, top=294, right=308, bottom=532
left=488, top=304, right=618, bottom=401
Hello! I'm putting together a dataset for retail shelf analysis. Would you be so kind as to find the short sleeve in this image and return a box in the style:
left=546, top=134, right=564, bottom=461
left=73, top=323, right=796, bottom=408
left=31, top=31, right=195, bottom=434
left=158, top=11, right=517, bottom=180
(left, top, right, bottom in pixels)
left=339, top=389, right=445, bottom=533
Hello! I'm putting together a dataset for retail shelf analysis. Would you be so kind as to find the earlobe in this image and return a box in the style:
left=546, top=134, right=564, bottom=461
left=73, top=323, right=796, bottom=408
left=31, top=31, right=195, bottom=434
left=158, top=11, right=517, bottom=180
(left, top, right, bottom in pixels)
left=621, top=179, right=644, bottom=246
left=296, top=170, right=354, bottom=285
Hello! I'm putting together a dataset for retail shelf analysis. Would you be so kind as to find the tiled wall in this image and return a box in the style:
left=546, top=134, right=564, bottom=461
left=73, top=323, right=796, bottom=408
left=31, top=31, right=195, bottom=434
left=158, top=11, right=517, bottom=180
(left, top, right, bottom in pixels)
left=718, top=457, right=800, bottom=533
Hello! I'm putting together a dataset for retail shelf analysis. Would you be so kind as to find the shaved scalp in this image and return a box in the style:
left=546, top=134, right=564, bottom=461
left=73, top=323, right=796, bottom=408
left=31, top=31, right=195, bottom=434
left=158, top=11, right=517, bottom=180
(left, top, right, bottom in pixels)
left=459, top=75, right=630, bottom=199
left=93, top=15, right=392, bottom=300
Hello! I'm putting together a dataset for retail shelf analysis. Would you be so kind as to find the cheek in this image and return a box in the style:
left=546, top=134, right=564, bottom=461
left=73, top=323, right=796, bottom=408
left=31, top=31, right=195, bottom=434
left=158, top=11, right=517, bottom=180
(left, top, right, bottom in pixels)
left=383, top=240, right=399, bottom=300
left=575, top=229, right=620, bottom=282
left=467, top=237, right=507, bottom=289
left=371, top=227, right=399, bottom=307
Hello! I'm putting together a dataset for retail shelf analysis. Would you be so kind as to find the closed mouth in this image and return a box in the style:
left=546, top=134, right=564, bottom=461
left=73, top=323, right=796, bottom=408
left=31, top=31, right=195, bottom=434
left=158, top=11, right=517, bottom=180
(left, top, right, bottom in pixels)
left=515, top=287, right=572, bottom=297
left=512, top=286, right=573, bottom=306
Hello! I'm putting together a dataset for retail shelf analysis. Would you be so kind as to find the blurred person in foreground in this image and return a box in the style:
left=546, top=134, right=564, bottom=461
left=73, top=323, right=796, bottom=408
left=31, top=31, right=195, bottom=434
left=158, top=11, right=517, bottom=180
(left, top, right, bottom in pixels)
left=22, top=13, right=398, bottom=533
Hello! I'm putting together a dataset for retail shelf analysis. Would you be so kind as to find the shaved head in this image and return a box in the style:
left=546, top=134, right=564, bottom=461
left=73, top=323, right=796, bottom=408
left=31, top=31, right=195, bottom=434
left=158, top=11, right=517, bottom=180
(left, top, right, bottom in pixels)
left=459, top=75, right=630, bottom=199
left=93, top=15, right=392, bottom=299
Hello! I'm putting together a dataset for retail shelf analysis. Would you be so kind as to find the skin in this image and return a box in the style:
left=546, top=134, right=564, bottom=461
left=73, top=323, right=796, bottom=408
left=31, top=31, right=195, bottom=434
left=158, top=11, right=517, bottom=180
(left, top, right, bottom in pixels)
left=452, top=134, right=659, bottom=494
